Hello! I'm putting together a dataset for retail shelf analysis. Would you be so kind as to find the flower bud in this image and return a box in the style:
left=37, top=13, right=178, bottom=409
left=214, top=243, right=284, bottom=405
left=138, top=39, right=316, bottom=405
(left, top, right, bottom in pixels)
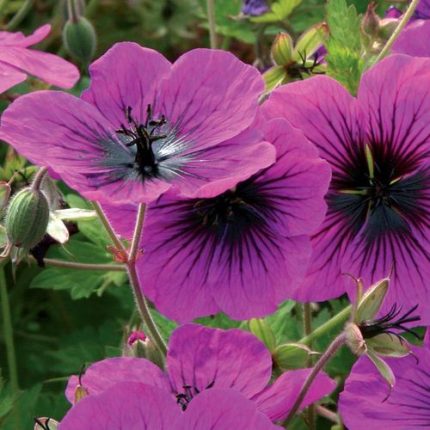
left=344, top=322, right=367, bottom=356
left=361, top=2, right=380, bottom=38
left=74, top=383, right=89, bottom=404
left=273, top=343, right=316, bottom=370
left=366, top=333, right=411, bottom=358
left=63, top=16, right=97, bottom=65
left=271, top=33, right=294, bottom=66
left=249, top=318, right=276, bottom=352
left=5, top=187, right=49, bottom=250
left=124, top=330, right=165, bottom=368
left=356, top=278, right=389, bottom=322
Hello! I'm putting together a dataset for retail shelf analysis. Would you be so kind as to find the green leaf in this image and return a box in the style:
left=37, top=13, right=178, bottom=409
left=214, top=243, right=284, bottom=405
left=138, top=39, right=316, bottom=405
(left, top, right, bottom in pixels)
left=252, top=0, right=302, bottom=22
left=326, top=0, right=364, bottom=94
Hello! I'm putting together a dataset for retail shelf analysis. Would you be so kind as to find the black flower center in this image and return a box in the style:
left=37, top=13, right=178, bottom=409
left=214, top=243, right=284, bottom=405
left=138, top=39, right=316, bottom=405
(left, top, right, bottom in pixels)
left=175, top=381, right=215, bottom=411
left=193, top=184, right=267, bottom=241
left=116, top=105, right=167, bottom=178
left=329, top=142, right=430, bottom=241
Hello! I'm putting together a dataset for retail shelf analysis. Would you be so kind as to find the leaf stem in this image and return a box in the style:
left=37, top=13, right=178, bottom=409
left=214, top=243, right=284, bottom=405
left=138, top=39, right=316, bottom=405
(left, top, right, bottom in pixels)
left=284, top=333, right=346, bottom=426
left=206, top=0, right=217, bottom=49
left=129, top=203, right=145, bottom=263
left=303, top=303, right=316, bottom=430
left=42, top=258, right=126, bottom=272
left=0, top=264, right=21, bottom=430
left=6, top=0, right=33, bottom=31
left=299, top=305, right=351, bottom=346
left=374, top=0, right=420, bottom=63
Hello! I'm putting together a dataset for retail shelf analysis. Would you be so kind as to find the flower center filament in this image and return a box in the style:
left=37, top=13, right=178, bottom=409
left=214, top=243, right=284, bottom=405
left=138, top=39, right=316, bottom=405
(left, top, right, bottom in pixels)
left=359, top=303, right=421, bottom=339
left=175, top=381, right=215, bottom=411
left=117, top=105, right=167, bottom=178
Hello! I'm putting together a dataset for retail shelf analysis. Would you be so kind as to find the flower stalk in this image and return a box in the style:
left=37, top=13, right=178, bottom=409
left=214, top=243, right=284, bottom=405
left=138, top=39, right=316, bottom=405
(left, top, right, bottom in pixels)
left=42, top=258, right=126, bottom=272
left=375, top=0, right=421, bottom=62
left=206, top=0, right=217, bottom=49
left=284, top=333, right=346, bottom=426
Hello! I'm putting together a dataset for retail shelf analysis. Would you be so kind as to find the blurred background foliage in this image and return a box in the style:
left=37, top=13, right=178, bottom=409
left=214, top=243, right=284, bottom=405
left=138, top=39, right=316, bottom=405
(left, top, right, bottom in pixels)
left=0, top=0, right=411, bottom=429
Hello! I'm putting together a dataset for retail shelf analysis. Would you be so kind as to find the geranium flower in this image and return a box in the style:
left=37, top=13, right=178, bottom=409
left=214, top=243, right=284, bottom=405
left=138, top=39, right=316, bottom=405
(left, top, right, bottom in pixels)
left=115, top=118, right=330, bottom=321
left=0, top=24, right=78, bottom=92
left=65, top=324, right=336, bottom=423
left=61, top=384, right=280, bottom=429
left=339, top=333, right=430, bottom=429
left=262, top=54, right=430, bottom=324
left=242, top=0, right=269, bottom=16
left=0, top=42, right=274, bottom=205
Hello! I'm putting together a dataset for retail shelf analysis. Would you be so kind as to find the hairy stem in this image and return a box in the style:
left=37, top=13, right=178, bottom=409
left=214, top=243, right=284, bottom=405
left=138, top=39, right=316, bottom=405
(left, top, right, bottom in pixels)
left=92, top=202, right=127, bottom=255
left=42, top=258, right=126, bottom=272
left=0, top=265, right=21, bottom=429
left=303, top=303, right=316, bottom=430
left=129, top=203, right=145, bottom=263
left=299, top=305, right=351, bottom=346
left=375, top=0, right=421, bottom=62
left=206, top=0, right=217, bottom=49
left=315, top=405, right=340, bottom=425
left=284, top=333, right=346, bottom=426
left=6, top=0, right=33, bottom=30
left=31, top=167, right=48, bottom=191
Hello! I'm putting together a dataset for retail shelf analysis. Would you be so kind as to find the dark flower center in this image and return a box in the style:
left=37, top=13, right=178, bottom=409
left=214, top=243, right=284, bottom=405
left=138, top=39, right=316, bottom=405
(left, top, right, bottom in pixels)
left=286, top=50, right=325, bottom=80
left=193, top=183, right=267, bottom=241
left=329, top=142, right=430, bottom=241
left=359, top=303, right=421, bottom=339
left=175, top=381, right=215, bottom=411
left=116, top=105, right=167, bottom=178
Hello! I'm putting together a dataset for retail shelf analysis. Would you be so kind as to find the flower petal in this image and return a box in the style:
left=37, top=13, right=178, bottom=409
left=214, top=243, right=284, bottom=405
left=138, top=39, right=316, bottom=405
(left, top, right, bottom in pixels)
left=0, top=24, right=51, bottom=47
left=60, top=382, right=180, bottom=430
left=0, top=47, right=79, bottom=89
left=339, top=348, right=430, bottom=430
left=0, top=61, right=27, bottom=93
left=158, top=48, right=264, bottom=150
left=82, top=42, right=171, bottom=128
left=252, top=368, right=336, bottom=421
left=393, top=21, right=430, bottom=57
left=180, top=389, right=281, bottom=430
left=64, top=357, right=169, bottom=404
left=167, top=324, right=272, bottom=399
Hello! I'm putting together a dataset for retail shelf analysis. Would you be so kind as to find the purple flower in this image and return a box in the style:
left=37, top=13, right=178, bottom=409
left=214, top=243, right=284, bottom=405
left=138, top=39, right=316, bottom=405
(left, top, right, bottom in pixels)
left=242, top=0, right=269, bottom=16
left=339, top=339, right=430, bottom=429
left=65, top=324, right=335, bottom=424
left=104, top=118, right=330, bottom=321
left=60, top=383, right=280, bottom=429
left=393, top=20, right=430, bottom=57
left=0, top=43, right=274, bottom=205
left=262, top=55, right=430, bottom=324
left=384, top=6, right=402, bottom=18
left=0, top=24, right=79, bottom=92
left=415, top=0, right=430, bottom=19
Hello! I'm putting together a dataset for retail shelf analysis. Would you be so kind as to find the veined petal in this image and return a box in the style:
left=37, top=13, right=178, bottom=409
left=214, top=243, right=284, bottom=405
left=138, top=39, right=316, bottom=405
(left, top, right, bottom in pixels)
left=65, top=357, right=169, bottom=404
left=167, top=324, right=272, bottom=399
left=0, top=61, right=27, bottom=93
left=60, top=382, right=180, bottom=430
left=252, top=368, right=336, bottom=421
left=393, top=21, right=430, bottom=57
left=0, top=24, right=51, bottom=47
left=179, top=389, right=281, bottom=430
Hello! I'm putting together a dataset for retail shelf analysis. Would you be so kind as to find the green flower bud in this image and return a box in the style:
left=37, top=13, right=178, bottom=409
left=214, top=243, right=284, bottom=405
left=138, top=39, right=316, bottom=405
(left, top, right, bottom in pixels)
left=356, top=278, right=389, bottom=322
left=5, top=187, right=50, bottom=249
left=63, top=16, right=97, bottom=65
left=361, top=2, right=380, bottom=38
left=249, top=318, right=276, bottom=352
left=366, top=333, right=411, bottom=358
left=271, top=33, right=294, bottom=66
left=0, top=181, right=11, bottom=211
left=273, top=343, right=316, bottom=370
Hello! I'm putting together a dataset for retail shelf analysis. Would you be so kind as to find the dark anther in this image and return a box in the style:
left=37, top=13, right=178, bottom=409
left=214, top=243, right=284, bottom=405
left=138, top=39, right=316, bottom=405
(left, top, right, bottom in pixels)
left=116, top=105, right=167, bottom=177
left=34, top=417, right=52, bottom=430
left=359, top=303, right=421, bottom=340
left=286, top=49, right=325, bottom=80
left=175, top=381, right=216, bottom=411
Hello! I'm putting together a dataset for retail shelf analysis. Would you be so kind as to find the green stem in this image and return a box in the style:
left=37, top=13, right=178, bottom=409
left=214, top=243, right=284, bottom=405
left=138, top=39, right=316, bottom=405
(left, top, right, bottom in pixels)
left=42, top=258, right=126, bottom=272
left=92, top=202, right=127, bottom=255
left=299, top=305, right=351, bottom=346
left=0, top=0, right=9, bottom=21
left=31, top=167, right=48, bottom=191
left=6, top=0, right=32, bottom=31
left=0, top=266, right=18, bottom=393
left=374, top=0, right=421, bottom=63
left=303, top=303, right=315, bottom=430
left=129, top=203, right=145, bottom=263
left=206, top=0, right=217, bottom=49
left=126, top=263, right=167, bottom=355
left=284, top=333, right=346, bottom=426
